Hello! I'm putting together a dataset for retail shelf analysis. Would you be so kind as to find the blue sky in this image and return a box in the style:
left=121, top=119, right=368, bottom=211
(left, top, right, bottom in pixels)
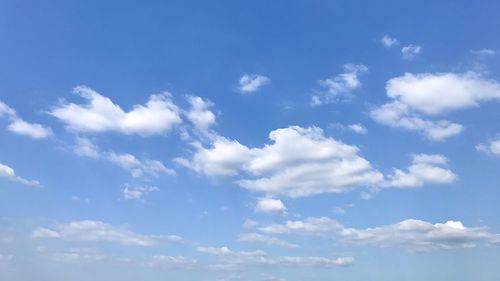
left=1, top=1, right=500, bottom=280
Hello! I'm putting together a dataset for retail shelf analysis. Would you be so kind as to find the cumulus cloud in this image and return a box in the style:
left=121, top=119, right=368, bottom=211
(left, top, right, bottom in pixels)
left=122, top=185, right=159, bottom=201
left=50, top=86, right=182, bottom=136
left=197, top=246, right=353, bottom=270
left=238, top=74, right=271, bottom=93
left=401, top=44, right=422, bottom=60
left=74, top=137, right=174, bottom=178
left=255, top=198, right=287, bottom=214
left=0, top=101, right=52, bottom=139
left=177, top=126, right=384, bottom=198
left=348, top=123, right=367, bottom=135
left=185, top=96, right=216, bottom=133
left=258, top=217, right=500, bottom=251
left=371, top=72, right=500, bottom=140
left=238, top=233, right=298, bottom=248
left=476, top=135, right=500, bottom=156
left=0, top=162, right=40, bottom=187
left=32, top=220, right=181, bottom=247
left=381, top=35, right=399, bottom=48
left=385, top=154, right=457, bottom=188
left=311, top=64, right=368, bottom=105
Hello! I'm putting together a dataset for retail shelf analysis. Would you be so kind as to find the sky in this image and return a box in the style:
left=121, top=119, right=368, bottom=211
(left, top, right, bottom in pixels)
left=1, top=1, right=500, bottom=280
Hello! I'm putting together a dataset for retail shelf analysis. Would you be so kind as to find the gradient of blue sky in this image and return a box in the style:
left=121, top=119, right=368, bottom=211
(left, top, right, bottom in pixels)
left=1, top=1, right=500, bottom=281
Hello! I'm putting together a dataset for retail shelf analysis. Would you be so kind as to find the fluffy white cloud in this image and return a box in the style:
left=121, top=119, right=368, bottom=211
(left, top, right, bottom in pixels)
left=185, top=96, right=216, bottom=132
left=50, top=86, right=181, bottom=136
left=255, top=198, right=287, bottom=214
left=371, top=72, right=500, bottom=140
left=0, top=101, right=52, bottom=139
left=197, top=246, right=353, bottom=269
left=238, top=74, right=271, bottom=93
left=32, top=220, right=180, bottom=247
left=476, top=136, right=500, bottom=155
left=401, top=44, right=422, bottom=60
left=122, top=185, right=159, bottom=201
left=381, top=35, right=399, bottom=48
left=258, top=217, right=500, bottom=251
left=177, top=126, right=384, bottom=198
left=238, top=233, right=298, bottom=248
left=385, top=154, right=457, bottom=188
left=311, top=64, right=368, bottom=105
left=0, top=162, right=40, bottom=187
left=74, top=137, right=174, bottom=178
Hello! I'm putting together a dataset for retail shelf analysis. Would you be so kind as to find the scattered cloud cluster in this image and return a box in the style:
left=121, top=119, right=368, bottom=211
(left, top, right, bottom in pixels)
left=386, top=154, right=457, bottom=188
left=0, top=101, right=52, bottom=139
left=50, top=86, right=182, bottom=136
left=257, top=217, right=500, bottom=251
left=255, top=198, right=287, bottom=214
left=0, top=162, right=40, bottom=187
left=238, top=74, right=271, bottom=93
left=122, top=185, right=160, bottom=201
left=197, top=246, right=353, bottom=270
left=476, top=135, right=500, bottom=156
left=238, top=233, right=298, bottom=249
left=32, top=220, right=181, bottom=247
left=311, top=64, right=368, bottom=105
left=74, top=137, right=174, bottom=179
left=371, top=72, right=500, bottom=140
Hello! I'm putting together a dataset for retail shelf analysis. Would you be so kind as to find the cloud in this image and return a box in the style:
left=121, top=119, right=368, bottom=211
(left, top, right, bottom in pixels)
left=401, top=44, right=422, bottom=60
left=476, top=135, right=500, bottom=155
left=144, top=255, right=198, bottom=269
left=0, top=162, right=40, bottom=187
left=381, top=35, right=399, bottom=48
left=177, top=126, right=384, bottom=198
left=122, top=185, right=159, bottom=201
left=238, top=74, right=271, bottom=93
left=0, top=101, right=52, bottom=139
left=197, top=246, right=353, bottom=270
left=311, top=64, right=368, bottom=105
left=258, top=217, right=500, bottom=251
left=471, top=49, right=500, bottom=56
left=32, top=220, right=180, bottom=247
left=50, top=86, right=182, bottom=136
left=74, top=137, right=175, bottom=178
left=371, top=72, right=500, bottom=140
left=255, top=198, right=287, bottom=214
left=348, top=123, right=367, bottom=135
left=238, top=233, right=298, bottom=248
left=185, top=96, right=216, bottom=133
left=385, top=154, right=457, bottom=188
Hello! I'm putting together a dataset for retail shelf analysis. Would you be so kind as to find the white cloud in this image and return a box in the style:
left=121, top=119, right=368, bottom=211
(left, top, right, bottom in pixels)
left=185, top=96, right=216, bottom=133
left=0, top=253, right=13, bottom=262
left=238, top=233, right=299, bottom=248
left=476, top=136, right=500, bottom=155
left=122, top=185, right=159, bottom=201
left=258, top=217, right=500, bottom=251
left=371, top=72, right=500, bottom=140
left=177, top=126, right=384, bottom=198
left=255, top=198, right=287, bottom=214
left=385, top=154, right=457, bottom=188
left=401, top=44, right=422, bottom=60
left=50, top=86, right=181, bottom=136
left=197, top=246, right=353, bottom=269
left=381, top=35, right=399, bottom=48
left=238, top=74, right=271, bottom=93
left=0, top=101, right=52, bottom=139
left=32, top=220, right=180, bottom=247
left=144, top=255, right=198, bottom=268
left=311, top=64, right=368, bottom=105
left=471, top=49, right=499, bottom=56
left=74, top=137, right=175, bottom=178
left=348, top=123, right=367, bottom=135
left=0, top=162, right=40, bottom=187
